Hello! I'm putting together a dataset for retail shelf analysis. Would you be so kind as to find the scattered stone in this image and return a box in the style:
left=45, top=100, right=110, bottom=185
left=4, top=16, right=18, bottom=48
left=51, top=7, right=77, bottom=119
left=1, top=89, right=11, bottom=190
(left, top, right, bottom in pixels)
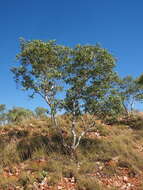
left=123, top=176, right=128, bottom=183
left=99, top=166, right=103, bottom=170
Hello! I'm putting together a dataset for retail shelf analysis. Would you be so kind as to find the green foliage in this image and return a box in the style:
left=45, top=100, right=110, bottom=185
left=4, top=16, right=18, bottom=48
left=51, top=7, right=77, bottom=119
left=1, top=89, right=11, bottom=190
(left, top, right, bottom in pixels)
left=7, top=107, right=34, bottom=123
left=137, top=73, right=143, bottom=85
left=12, top=40, right=123, bottom=122
left=122, top=113, right=143, bottom=130
left=64, top=44, right=120, bottom=120
left=35, top=106, right=48, bottom=118
left=11, top=39, right=70, bottom=118
left=8, top=129, right=29, bottom=139
left=0, top=104, right=6, bottom=112
left=0, top=104, right=7, bottom=125
left=118, top=76, right=143, bottom=113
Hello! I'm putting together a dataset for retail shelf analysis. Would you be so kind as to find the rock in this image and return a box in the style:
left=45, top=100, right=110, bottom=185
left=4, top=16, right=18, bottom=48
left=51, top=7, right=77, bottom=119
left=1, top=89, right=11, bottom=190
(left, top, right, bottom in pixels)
left=71, top=177, right=75, bottom=183
left=112, top=156, right=120, bottom=162
left=99, top=166, right=103, bottom=170
left=33, top=182, right=39, bottom=190
left=127, top=183, right=131, bottom=187
left=57, top=185, right=63, bottom=190
left=121, top=184, right=127, bottom=189
left=123, top=176, right=128, bottom=183
left=113, top=181, right=121, bottom=187
left=41, top=177, right=48, bottom=185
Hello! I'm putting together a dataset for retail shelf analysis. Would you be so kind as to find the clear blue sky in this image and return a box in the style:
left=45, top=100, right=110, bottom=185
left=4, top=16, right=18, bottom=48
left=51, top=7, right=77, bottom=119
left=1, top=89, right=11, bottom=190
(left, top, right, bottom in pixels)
left=0, top=0, right=143, bottom=110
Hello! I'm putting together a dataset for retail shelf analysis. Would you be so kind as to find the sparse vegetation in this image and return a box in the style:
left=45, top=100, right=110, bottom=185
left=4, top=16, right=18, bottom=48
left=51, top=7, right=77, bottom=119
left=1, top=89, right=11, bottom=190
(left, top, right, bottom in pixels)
left=0, top=115, right=142, bottom=189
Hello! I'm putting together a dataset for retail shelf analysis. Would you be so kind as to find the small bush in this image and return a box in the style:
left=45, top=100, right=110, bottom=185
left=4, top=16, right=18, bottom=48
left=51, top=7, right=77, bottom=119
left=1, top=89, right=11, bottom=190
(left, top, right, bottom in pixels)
left=8, top=130, right=28, bottom=139
left=77, top=175, right=104, bottom=190
left=18, top=176, right=29, bottom=186
left=79, top=161, right=98, bottom=174
left=62, top=163, right=78, bottom=178
left=47, top=173, right=60, bottom=186
left=122, top=114, right=143, bottom=130
left=0, top=143, right=20, bottom=167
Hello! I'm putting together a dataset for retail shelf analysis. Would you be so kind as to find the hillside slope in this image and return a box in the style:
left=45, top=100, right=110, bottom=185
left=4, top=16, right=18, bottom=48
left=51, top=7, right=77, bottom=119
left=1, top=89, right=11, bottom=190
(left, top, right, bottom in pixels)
left=0, top=116, right=143, bottom=190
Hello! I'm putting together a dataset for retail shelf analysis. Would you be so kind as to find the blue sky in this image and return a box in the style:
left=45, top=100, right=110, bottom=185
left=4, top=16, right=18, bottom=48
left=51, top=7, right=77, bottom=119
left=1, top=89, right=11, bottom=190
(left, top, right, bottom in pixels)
left=0, top=0, right=143, bottom=110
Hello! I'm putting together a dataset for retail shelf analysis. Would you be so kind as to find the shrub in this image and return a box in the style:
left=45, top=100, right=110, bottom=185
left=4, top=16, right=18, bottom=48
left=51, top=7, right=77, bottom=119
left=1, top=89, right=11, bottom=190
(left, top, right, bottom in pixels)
left=77, top=175, right=104, bottom=190
left=122, top=114, right=143, bottom=130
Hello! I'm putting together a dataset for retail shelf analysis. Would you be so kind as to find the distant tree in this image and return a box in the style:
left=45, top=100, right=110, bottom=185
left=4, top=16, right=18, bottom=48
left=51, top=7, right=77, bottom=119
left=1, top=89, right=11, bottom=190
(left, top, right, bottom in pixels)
left=118, top=76, right=143, bottom=114
left=35, top=107, right=48, bottom=118
left=138, top=74, right=143, bottom=85
left=87, top=94, right=124, bottom=123
left=0, top=104, right=7, bottom=125
left=7, top=107, right=34, bottom=123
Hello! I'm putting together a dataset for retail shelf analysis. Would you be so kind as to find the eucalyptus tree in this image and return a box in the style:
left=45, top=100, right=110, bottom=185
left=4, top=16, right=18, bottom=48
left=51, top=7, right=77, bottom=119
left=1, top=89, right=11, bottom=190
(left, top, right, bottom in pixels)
left=11, top=39, right=70, bottom=128
left=138, top=74, right=143, bottom=85
left=64, top=44, right=120, bottom=150
left=118, top=76, right=143, bottom=114
left=7, top=107, right=34, bottom=123
left=0, top=104, right=7, bottom=125
left=35, top=107, right=48, bottom=118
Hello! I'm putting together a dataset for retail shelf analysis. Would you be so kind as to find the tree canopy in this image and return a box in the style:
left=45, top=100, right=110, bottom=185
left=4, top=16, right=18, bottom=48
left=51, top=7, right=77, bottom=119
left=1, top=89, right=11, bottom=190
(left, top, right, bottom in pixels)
left=11, top=39, right=70, bottom=120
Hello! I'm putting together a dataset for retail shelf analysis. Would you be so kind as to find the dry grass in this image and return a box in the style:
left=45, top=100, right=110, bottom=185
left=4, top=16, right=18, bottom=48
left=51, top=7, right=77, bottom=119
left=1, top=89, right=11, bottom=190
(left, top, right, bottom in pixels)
left=0, top=115, right=143, bottom=189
